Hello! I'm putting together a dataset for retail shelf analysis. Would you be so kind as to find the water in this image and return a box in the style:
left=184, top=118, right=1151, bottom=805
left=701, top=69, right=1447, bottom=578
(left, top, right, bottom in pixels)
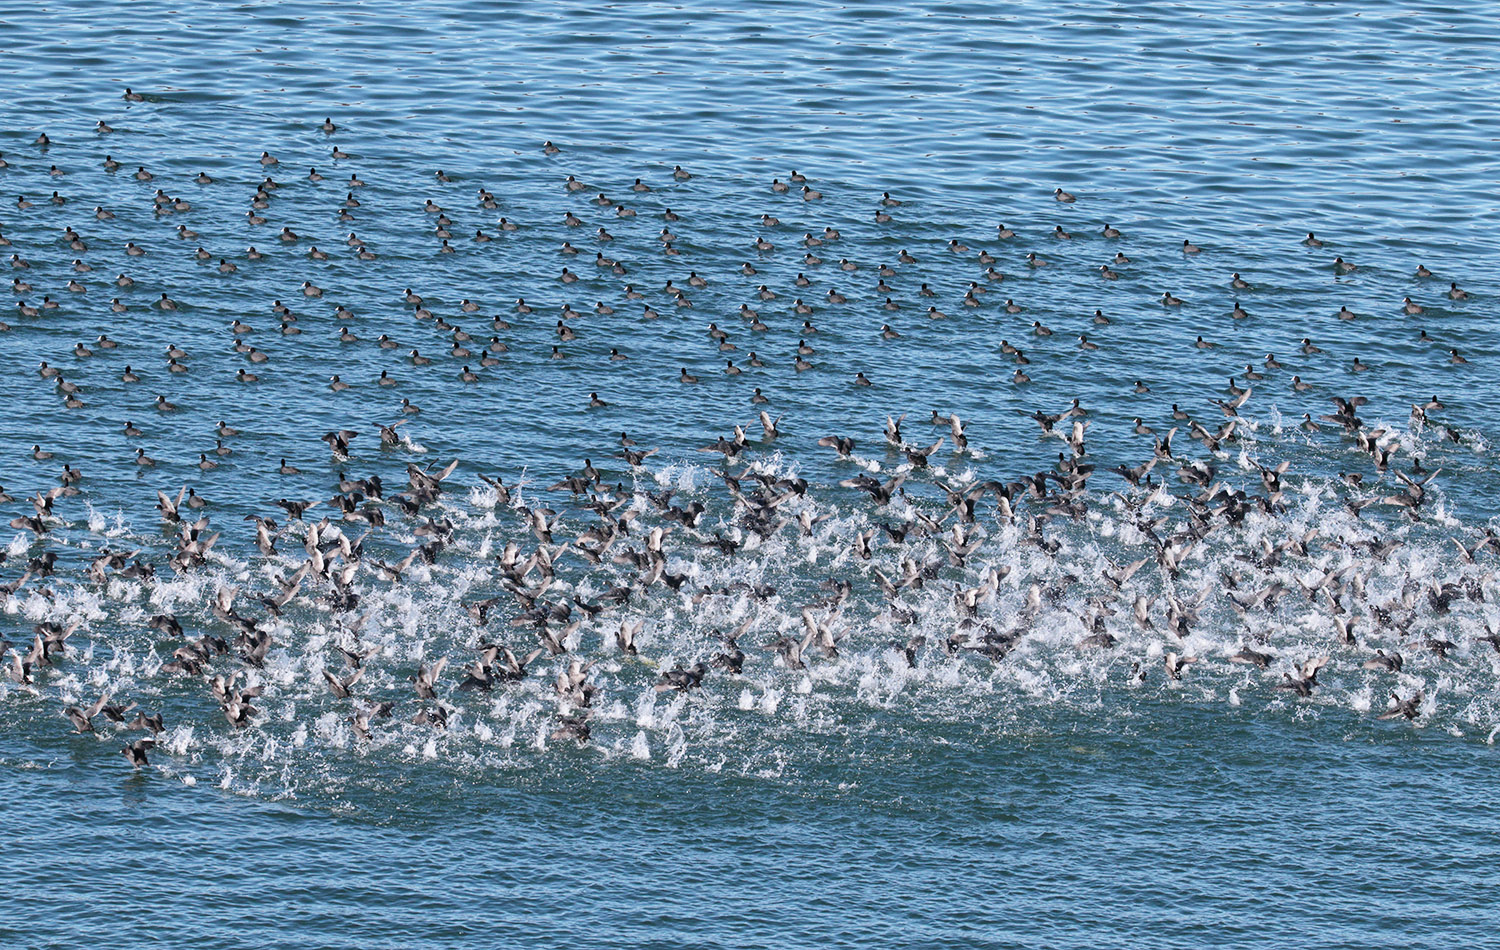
left=3, top=2, right=1500, bottom=947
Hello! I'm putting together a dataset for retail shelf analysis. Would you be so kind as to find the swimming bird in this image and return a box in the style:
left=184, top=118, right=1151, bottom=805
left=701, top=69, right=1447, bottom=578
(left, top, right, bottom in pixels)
left=1376, top=690, right=1424, bottom=721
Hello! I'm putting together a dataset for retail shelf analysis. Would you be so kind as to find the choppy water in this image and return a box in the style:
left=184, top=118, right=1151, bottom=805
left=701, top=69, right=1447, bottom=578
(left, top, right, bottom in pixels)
left=4, top=2, right=1500, bottom=947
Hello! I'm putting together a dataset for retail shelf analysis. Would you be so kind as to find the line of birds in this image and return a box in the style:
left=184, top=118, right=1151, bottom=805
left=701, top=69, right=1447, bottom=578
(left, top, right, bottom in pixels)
left=2, top=102, right=1480, bottom=441
left=1, top=100, right=1494, bottom=772
left=7, top=379, right=1494, bottom=767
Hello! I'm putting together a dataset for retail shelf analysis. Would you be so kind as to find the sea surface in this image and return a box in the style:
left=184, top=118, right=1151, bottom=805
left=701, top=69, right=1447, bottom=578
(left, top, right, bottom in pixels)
left=3, top=2, right=1500, bottom=948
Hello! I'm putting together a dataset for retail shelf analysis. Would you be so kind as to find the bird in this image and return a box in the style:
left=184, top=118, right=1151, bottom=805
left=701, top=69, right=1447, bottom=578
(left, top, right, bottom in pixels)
left=122, top=738, right=154, bottom=768
left=1279, top=656, right=1329, bottom=697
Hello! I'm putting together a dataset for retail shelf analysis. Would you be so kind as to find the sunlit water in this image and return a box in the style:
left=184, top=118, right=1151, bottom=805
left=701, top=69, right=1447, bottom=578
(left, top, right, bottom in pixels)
left=3, top=2, right=1500, bottom=948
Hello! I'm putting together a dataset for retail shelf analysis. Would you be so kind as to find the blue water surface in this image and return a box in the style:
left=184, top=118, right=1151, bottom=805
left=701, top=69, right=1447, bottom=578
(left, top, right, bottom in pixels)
left=2, top=3, right=1499, bottom=948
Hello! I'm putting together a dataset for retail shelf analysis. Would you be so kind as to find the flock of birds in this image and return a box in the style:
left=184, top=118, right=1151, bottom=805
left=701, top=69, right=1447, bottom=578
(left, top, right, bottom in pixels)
left=2, top=98, right=1498, bottom=780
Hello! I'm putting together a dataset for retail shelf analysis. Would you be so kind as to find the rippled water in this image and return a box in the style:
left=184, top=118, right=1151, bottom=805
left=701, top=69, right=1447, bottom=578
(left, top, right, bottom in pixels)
left=4, top=2, right=1500, bottom=948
